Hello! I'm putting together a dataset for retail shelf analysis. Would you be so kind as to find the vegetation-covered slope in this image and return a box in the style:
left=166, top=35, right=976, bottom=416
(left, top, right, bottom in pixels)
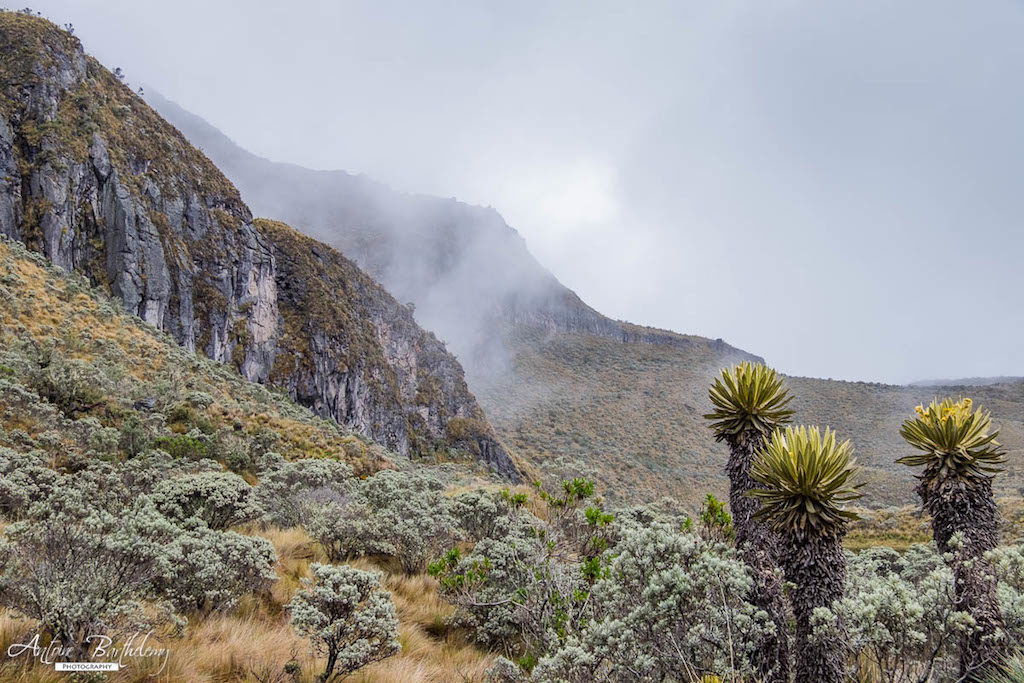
left=0, top=236, right=389, bottom=473
left=787, top=375, right=1024, bottom=505
left=471, top=328, right=753, bottom=507
left=475, top=329, right=1024, bottom=508
left=0, top=236, right=504, bottom=681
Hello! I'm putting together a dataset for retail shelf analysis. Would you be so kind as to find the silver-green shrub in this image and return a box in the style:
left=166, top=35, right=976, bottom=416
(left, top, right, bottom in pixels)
left=255, top=457, right=354, bottom=528
left=451, top=488, right=515, bottom=541
left=305, top=498, right=395, bottom=563
left=0, top=447, right=59, bottom=520
left=534, top=520, right=771, bottom=681
left=151, top=470, right=261, bottom=530
left=157, top=519, right=278, bottom=613
left=306, top=469, right=461, bottom=571
left=431, top=509, right=577, bottom=655
left=810, top=544, right=971, bottom=682
left=0, top=488, right=177, bottom=656
left=287, top=563, right=400, bottom=682
left=987, top=541, right=1024, bottom=647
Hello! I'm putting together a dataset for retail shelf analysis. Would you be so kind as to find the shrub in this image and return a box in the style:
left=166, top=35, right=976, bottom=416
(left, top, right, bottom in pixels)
left=209, top=429, right=253, bottom=473
left=156, top=519, right=278, bottom=613
left=287, top=563, right=400, bottom=682
left=305, top=499, right=395, bottom=563
left=0, top=448, right=59, bottom=520
left=87, top=422, right=121, bottom=457
left=0, top=488, right=176, bottom=656
left=534, top=520, right=771, bottom=681
left=451, top=488, right=515, bottom=541
left=682, top=492, right=734, bottom=544
left=987, top=541, right=1024, bottom=647
left=811, top=545, right=969, bottom=682
left=119, top=414, right=153, bottom=457
left=153, top=432, right=209, bottom=460
left=307, top=471, right=460, bottom=573
left=151, top=471, right=261, bottom=530
left=27, top=350, right=107, bottom=417
left=432, top=510, right=582, bottom=655
left=255, top=458, right=354, bottom=528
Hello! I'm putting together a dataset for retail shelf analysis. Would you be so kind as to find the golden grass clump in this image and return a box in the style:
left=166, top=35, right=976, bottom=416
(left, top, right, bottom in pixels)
left=0, top=525, right=495, bottom=682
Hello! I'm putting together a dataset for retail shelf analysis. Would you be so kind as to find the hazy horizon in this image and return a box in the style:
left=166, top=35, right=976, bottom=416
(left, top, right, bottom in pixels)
left=27, top=0, right=1024, bottom=384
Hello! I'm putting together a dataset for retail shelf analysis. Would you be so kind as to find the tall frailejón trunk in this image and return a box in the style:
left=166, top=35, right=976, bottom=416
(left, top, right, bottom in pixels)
left=779, top=528, right=847, bottom=683
left=727, top=434, right=790, bottom=683
left=918, top=467, right=1008, bottom=679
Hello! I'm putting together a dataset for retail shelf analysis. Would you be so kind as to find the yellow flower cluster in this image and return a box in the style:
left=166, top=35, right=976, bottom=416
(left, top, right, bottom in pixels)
left=914, top=397, right=973, bottom=426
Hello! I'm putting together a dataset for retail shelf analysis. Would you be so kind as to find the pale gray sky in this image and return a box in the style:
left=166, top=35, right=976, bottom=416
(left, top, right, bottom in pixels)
left=30, top=0, right=1024, bottom=383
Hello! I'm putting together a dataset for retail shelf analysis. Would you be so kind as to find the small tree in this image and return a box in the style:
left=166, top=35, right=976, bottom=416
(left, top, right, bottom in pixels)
left=898, top=397, right=1010, bottom=678
left=287, top=564, right=400, bottom=681
left=749, top=425, right=863, bottom=683
left=704, top=361, right=794, bottom=681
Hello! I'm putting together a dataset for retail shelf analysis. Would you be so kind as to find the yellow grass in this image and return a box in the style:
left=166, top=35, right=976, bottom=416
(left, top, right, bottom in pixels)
left=0, top=526, right=494, bottom=682
left=845, top=497, right=1024, bottom=551
left=0, top=240, right=392, bottom=472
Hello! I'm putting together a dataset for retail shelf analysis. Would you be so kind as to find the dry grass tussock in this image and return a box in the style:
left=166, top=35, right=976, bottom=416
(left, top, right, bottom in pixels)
left=0, top=526, right=494, bottom=682
left=845, top=496, right=1024, bottom=551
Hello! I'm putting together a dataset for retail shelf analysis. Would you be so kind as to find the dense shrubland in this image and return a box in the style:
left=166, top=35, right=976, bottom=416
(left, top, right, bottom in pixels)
left=8, top=442, right=1024, bottom=681
left=3, top=348, right=1024, bottom=681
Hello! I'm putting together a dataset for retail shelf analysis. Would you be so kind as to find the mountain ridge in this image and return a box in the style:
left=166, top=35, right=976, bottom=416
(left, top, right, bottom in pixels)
left=0, top=11, right=518, bottom=478
left=145, top=89, right=760, bottom=371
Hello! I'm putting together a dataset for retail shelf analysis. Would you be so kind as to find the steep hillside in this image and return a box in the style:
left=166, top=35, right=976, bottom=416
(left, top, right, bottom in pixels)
left=149, top=91, right=1024, bottom=509
left=148, top=91, right=752, bottom=372
left=259, top=218, right=518, bottom=477
left=0, top=236, right=389, bottom=473
left=0, top=12, right=516, bottom=476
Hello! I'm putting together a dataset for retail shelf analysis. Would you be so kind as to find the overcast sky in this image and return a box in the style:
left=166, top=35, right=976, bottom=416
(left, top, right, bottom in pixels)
left=31, top=0, right=1024, bottom=383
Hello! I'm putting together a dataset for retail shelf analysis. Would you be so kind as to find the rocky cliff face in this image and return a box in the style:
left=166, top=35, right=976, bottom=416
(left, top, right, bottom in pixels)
left=0, top=15, right=278, bottom=377
left=0, top=12, right=518, bottom=478
left=259, top=219, right=519, bottom=477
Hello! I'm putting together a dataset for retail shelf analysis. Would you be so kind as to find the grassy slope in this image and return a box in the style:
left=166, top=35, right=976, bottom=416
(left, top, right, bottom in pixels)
left=475, top=328, right=1024, bottom=509
left=472, top=328, right=747, bottom=508
left=0, top=237, right=389, bottom=472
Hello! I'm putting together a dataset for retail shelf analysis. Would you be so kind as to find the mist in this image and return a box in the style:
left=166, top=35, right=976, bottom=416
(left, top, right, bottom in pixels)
left=28, top=0, right=1024, bottom=384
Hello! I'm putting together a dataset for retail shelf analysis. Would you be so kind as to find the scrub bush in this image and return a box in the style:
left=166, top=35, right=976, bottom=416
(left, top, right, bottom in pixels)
left=287, top=563, right=400, bottom=681
left=151, top=470, right=261, bottom=530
